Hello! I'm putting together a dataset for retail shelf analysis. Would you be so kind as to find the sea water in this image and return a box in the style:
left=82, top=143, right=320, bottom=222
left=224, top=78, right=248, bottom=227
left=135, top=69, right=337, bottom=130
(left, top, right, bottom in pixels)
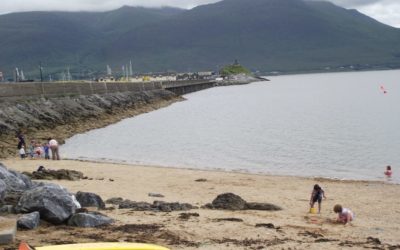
left=62, top=70, right=400, bottom=182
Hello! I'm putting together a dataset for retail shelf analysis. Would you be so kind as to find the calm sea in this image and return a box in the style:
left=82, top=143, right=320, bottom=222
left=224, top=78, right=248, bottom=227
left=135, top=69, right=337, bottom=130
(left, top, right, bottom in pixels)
left=62, top=70, right=400, bottom=182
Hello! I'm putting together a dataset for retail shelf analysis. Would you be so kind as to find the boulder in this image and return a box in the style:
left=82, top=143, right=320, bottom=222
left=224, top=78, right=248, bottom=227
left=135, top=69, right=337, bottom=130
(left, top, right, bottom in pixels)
left=75, top=191, right=105, bottom=209
left=16, top=183, right=77, bottom=224
left=67, top=212, right=114, bottom=227
left=17, top=211, right=40, bottom=229
left=245, top=202, right=282, bottom=211
left=0, top=163, right=30, bottom=191
left=211, top=193, right=247, bottom=210
left=8, top=170, right=33, bottom=189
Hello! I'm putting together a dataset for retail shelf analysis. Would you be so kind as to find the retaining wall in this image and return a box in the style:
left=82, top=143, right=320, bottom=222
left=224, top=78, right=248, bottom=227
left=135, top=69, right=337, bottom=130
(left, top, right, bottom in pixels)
left=0, top=81, right=163, bottom=101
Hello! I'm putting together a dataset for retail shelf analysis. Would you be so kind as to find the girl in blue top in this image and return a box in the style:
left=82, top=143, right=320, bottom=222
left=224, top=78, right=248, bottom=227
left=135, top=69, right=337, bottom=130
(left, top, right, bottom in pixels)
left=309, top=184, right=326, bottom=213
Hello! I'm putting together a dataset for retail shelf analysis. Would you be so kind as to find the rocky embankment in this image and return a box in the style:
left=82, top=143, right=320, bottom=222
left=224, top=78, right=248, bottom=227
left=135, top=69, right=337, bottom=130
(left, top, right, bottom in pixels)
left=0, top=89, right=181, bottom=158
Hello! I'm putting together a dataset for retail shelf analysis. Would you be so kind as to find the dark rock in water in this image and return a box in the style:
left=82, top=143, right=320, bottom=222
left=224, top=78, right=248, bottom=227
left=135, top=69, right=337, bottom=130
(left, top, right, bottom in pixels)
left=148, top=193, right=165, bottom=198
left=118, top=199, right=196, bottom=212
left=16, top=183, right=77, bottom=224
left=211, top=193, right=247, bottom=210
left=245, top=202, right=282, bottom=211
left=0, top=179, right=6, bottom=201
left=0, top=163, right=31, bottom=191
left=75, top=191, right=105, bottom=209
left=24, top=168, right=84, bottom=181
left=17, top=211, right=40, bottom=229
left=105, top=197, right=124, bottom=205
left=67, top=212, right=114, bottom=227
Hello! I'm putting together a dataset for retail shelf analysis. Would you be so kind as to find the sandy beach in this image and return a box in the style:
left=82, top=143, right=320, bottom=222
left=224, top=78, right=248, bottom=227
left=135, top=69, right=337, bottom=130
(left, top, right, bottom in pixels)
left=1, top=158, right=399, bottom=249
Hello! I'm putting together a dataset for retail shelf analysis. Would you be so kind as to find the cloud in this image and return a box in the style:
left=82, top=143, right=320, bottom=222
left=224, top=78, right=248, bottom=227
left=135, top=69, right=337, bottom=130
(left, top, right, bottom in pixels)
left=357, top=2, right=400, bottom=27
left=0, top=0, right=220, bottom=14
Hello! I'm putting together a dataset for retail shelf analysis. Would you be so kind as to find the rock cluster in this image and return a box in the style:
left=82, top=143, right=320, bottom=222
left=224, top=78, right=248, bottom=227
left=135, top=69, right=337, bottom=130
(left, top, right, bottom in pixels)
left=106, top=197, right=197, bottom=212
left=204, top=193, right=282, bottom=211
left=23, top=168, right=85, bottom=181
left=0, top=163, right=113, bottom=230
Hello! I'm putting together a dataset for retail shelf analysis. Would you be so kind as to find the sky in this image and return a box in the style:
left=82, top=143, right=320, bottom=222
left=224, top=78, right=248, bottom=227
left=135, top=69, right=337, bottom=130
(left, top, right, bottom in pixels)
left=0, top=0, right=399, bottom=28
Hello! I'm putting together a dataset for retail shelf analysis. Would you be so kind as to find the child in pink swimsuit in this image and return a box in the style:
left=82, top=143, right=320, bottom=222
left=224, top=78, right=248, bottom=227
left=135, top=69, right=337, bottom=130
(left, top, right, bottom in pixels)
left=384, top=165, right=392, bottom=177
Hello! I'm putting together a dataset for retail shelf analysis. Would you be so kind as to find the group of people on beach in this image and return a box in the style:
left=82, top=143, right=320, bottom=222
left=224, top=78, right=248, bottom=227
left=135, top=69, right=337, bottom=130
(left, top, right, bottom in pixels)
left=17, top=132, right=60, bottom=160
left=309, top=165, right=393, bottom=224
left=309, top=184, right=354, bottom=225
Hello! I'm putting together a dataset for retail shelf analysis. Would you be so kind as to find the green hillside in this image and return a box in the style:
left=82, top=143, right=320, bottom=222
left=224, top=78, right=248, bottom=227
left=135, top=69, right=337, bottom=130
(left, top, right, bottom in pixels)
left=0, top=0, right=400, bottom=79
left=220, top=61, right=251, bottom=76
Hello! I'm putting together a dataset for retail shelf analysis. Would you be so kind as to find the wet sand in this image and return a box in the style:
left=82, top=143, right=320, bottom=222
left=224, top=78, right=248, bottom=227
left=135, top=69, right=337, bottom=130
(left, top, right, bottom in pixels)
left=2, top=159, right=400, bottom=249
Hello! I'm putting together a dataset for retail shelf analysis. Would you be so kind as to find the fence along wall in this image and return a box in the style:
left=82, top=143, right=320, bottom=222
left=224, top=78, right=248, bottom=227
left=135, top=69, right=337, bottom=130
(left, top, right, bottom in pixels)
left=0, top=81, right=163, bottom=101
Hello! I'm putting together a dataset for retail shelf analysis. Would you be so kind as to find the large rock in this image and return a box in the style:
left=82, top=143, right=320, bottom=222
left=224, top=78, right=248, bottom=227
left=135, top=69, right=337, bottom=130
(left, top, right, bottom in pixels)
left=8, top=170, right=32, bottom=189
left=245, top=202, right=282, bottom=211
left=67, top=212, right=114, bottom=227
left=16, top=183, right=77, bottom=224
left=17, top=211, right=40, bottom=229
left=211, top=193, right=247, bottom=210
left=75, top=191, right=105, bottom=209
left=0, top=163, right=30, bottom=191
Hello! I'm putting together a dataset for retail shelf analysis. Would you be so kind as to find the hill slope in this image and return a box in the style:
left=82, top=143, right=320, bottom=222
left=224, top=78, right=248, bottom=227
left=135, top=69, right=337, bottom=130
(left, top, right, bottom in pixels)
left=0, top=0, right=400, bottom=78
left=107, top=0, right=400, bottom=72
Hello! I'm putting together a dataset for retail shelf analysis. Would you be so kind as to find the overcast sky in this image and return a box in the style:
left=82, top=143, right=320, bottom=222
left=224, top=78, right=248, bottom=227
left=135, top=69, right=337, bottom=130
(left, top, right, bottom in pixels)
left=1, top=0, right=399, bottom=28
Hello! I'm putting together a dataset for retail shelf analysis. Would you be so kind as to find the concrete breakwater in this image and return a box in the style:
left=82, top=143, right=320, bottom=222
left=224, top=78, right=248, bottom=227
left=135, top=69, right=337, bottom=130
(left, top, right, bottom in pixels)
left=0, top=81, right=163, bottom=102
left=0, top=89, right=181, bottom=158
left=0, top=78, right=253, bottom=158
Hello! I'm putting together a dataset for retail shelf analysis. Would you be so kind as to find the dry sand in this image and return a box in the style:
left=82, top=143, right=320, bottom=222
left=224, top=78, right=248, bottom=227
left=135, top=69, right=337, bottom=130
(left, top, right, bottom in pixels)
left=2, top=159, right=400, bottom=249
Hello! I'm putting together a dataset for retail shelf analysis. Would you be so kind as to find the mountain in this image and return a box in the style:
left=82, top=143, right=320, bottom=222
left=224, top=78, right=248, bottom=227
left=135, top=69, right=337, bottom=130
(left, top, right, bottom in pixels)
left=0, top=0, right=399, bottom=78
left=0, top=6, right=184, bottom=78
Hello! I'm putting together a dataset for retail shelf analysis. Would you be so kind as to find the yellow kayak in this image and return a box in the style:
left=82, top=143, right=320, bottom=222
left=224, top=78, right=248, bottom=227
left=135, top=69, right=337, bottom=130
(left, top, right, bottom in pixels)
left=20, top=242, right=170, bottom=250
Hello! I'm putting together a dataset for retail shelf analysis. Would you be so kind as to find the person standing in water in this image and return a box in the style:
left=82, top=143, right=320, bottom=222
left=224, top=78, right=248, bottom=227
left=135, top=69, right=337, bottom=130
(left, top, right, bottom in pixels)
left=310, top=184, right=326, bottom=213
left=384, top=165, right=392, bottom=177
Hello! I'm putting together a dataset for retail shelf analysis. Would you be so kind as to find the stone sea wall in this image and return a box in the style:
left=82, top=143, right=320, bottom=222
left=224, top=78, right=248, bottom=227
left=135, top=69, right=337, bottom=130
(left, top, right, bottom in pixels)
left=0, top=81, right=163, bottom=102
left=0, top=88, right=181, bottom=158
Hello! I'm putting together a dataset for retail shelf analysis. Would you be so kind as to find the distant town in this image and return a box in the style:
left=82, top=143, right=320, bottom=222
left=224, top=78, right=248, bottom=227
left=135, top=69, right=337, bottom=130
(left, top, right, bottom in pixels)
left=0, top=63, right=220, bottom=83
